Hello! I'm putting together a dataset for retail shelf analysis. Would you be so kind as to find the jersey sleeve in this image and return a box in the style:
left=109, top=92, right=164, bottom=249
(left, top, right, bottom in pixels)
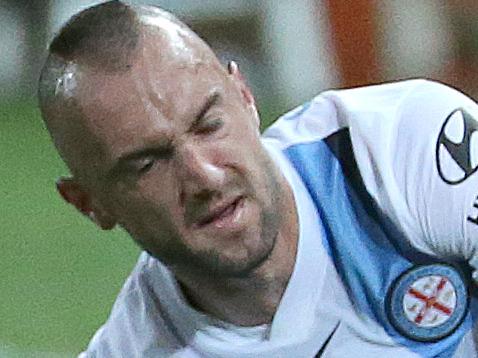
left=340, top=79, right=478, bottom=276
left=77, top=252, right=183, bottom=357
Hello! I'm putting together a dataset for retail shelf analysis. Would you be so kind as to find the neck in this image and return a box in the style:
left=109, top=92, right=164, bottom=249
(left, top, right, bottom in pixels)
left=174, top=180, right=298, bottom=327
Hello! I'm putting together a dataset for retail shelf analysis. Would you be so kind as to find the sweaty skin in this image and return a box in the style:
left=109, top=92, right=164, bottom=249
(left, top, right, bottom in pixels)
left=42, top=8, right=298, bottom=326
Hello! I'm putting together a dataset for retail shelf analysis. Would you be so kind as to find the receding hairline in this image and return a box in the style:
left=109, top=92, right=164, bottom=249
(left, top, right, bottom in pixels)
left=47, top=2, right=194, bottom=70
left=39, top=1, right=212, bottom=104
left=37, top=1, right=222, bottom=183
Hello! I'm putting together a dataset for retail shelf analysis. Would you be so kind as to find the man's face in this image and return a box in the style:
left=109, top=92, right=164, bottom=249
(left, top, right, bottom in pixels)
left=71, top=35, right=284, bottom=277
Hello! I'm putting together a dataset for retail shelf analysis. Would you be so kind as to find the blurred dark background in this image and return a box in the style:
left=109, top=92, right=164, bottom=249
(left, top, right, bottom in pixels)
left=1, top=1, right=477, bottom=356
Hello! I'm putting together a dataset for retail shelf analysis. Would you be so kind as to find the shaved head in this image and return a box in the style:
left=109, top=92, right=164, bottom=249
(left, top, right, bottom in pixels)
left=37, top=1, right=298, bottom=327
left=38, top=1, right=220, bottom=183
left=47, top=1, right=140, bottom=72
left=36, top=0, right=290, bottom=282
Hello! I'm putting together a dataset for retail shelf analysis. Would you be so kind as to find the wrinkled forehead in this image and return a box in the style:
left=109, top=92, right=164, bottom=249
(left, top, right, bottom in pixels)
left=43, top=7, right=229, bottom=185
left=76, top=33, right=225, bottom=127
left=67, top=34, right=225, bottom=172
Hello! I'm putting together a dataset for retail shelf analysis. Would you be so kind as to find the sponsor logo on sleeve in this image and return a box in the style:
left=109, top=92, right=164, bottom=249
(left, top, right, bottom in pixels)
left=436, top=108, right=478, bottom=184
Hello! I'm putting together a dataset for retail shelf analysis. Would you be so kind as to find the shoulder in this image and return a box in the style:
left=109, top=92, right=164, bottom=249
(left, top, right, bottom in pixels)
left=262, top=79, right=477, bottom=252
left=79, top=252, right=182, bottom=357
left=262, top=79, right=471, bottom=150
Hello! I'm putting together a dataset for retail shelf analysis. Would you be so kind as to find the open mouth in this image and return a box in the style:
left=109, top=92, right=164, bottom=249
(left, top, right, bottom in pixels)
left=195, top=196, right=243, bottom=228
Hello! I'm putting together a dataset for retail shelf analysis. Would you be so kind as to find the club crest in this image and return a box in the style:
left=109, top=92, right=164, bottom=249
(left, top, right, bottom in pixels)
left=386, top=264, right=468, bottom=342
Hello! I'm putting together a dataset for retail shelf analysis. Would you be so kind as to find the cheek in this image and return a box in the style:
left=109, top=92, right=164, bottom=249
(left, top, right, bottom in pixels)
left=246, top=147, right=279, bottom=202
left=107, top=175, right=179, bottom=224
left=211, top=129, right=262, bottom=168
left=112, top=187, right=184, bottom=250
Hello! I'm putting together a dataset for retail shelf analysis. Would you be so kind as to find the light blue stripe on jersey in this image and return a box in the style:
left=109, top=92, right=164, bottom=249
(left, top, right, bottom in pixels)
left=283, top=129, right=476, bottom=357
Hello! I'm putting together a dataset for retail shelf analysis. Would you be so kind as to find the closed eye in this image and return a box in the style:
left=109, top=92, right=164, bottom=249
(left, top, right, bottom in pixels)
left=136, top=157, right=155, bottom=173
left=123, top=156, right=156, bottom=175
left=124, top=148, right=174, bottom=176
left=107, top=145, right=174, bottom=182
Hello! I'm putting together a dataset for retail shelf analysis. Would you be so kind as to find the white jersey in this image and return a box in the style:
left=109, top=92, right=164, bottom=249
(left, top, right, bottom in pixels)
left=79, top=79, right=478, bottom=357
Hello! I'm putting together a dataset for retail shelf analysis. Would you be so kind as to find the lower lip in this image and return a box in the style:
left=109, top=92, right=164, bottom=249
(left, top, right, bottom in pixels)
left=201, top=197, right=246, bottom=230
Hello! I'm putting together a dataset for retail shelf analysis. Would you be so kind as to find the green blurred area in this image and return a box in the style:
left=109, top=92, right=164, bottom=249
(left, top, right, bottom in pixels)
left=0, top=100, right=139, bottom=355
left=0, top=100, right=284, bottom=355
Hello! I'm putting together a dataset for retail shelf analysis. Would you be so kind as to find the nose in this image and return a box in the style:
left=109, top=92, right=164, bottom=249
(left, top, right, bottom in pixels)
left=176, top=144, right=226, bottom=202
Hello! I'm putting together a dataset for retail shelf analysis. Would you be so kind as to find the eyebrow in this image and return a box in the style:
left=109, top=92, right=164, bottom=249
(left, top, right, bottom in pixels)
left=104, top=91, right=221, bottom=180
left=189, top=90, right=221, bottom=131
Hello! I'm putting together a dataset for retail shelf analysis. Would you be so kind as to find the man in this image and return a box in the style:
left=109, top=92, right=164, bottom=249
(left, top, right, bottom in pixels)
left=38, top=1, right=478, bottom=357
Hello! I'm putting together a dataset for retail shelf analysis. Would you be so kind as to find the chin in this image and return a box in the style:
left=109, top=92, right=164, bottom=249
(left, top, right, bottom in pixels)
left=193, top=242, right=275, bottom=278
left=186, top=212, right=280, bottom=278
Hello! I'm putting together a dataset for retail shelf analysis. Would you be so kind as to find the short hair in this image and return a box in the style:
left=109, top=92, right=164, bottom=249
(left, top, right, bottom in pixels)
left=38, top=1, right=193, bottom=104
left=37, top=1, right=144, bottom=179
left=37, top=1, right=199, bottom=180
left=48, top=0, right=140, bottom=72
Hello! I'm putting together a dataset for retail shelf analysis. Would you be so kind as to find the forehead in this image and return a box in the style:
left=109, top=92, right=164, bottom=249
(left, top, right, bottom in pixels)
left=78, top=55, right=225, bottom=127
left=78, top=22, right=225, bottom=115
left=72, top=37, right=227, bottom=167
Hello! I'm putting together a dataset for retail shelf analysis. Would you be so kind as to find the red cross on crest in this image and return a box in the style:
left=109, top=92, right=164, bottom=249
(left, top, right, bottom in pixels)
left=387, top=264, right=468, bottom=342
left=403, top=275, right=456, bottom=328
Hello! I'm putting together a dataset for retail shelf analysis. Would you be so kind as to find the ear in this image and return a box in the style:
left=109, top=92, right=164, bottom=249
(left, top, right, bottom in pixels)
left=228, top=61, right=260, bottom=128
left=56, top=177, right=116, bottom=230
